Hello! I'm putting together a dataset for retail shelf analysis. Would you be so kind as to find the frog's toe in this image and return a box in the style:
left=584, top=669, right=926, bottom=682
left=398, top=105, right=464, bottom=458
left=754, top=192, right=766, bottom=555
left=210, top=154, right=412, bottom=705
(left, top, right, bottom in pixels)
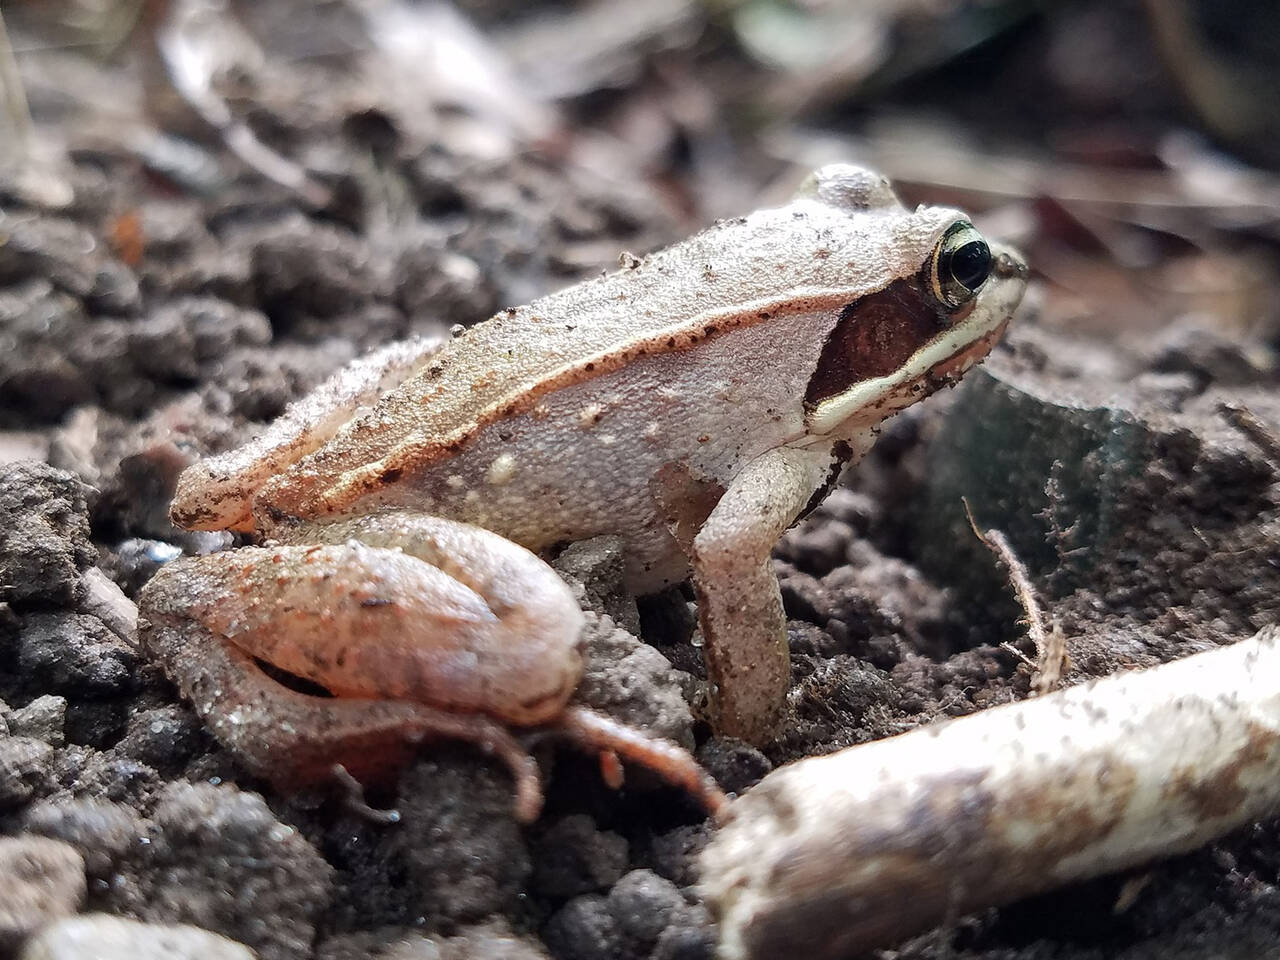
left=555, top=705, right=729, bottom=822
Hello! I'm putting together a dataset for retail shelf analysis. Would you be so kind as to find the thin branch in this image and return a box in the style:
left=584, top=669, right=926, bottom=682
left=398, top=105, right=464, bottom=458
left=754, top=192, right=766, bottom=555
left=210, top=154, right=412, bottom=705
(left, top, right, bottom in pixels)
left=962, top=497, right=1066, bottom=694
left=702, top=626, right=1280, bottom=960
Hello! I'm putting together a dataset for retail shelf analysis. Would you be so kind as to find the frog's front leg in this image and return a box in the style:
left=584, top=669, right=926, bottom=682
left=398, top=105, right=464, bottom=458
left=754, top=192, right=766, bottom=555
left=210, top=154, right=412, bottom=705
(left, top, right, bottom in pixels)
left=691, top=445, right=837, bottom=745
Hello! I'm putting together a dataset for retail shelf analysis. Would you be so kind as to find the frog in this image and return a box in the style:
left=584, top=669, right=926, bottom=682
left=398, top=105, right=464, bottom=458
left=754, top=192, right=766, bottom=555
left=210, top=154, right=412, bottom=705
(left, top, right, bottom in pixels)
left=138, top=164, right=1027, bottom=821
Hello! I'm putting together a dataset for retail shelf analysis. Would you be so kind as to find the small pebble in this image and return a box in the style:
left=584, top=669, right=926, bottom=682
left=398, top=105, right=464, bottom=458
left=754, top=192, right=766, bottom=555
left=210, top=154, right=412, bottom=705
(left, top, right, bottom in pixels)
left=7, top=695, right=67, bottom=747
left=531, top=815, right=628, bottom=899
left=20, top=915, right=256, bottom=960
left=0, top=836, right=86, bottom=949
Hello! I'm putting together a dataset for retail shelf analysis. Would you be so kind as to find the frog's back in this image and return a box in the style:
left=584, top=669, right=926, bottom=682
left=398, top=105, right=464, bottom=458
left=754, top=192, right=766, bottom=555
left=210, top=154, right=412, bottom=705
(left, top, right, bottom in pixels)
left=256, top=167, right=956, bottom=524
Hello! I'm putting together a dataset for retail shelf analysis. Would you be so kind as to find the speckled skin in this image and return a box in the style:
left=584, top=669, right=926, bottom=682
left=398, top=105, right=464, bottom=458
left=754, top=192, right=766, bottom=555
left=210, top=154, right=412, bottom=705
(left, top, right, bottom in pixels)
left=147, top=165, right=1027, bottom=770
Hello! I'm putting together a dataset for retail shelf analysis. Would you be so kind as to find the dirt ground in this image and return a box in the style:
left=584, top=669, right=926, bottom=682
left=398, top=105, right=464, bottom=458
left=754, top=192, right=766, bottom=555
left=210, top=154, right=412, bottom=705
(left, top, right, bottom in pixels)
left=1, top=1, right=1279, bottom=958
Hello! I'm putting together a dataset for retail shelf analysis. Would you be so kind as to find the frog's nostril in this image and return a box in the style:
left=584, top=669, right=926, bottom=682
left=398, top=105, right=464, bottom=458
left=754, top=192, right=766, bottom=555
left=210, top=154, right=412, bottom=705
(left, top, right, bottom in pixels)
left=994, top=250, right=1029, bottom=280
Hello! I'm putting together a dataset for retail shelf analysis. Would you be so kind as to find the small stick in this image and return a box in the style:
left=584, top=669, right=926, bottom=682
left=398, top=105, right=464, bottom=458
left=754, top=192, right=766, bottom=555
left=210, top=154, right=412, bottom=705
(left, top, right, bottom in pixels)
left=700, top=626, right=1280, bottom=960
left=963, top=497, right=1065, bottom=694
left=149, top=0, right=332, bottom=208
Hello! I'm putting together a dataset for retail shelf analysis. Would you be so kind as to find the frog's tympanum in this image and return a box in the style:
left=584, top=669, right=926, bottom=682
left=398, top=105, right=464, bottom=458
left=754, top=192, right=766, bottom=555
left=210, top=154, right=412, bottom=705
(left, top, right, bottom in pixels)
left=139, top=165, right=1027, bottom=821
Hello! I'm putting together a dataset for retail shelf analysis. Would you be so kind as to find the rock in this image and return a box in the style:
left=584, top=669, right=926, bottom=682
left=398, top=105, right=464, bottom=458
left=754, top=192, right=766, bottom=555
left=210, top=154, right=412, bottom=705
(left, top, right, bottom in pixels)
left=0, top=462, right=94, bottom=606
left=0, top=283, right=96, bottom=423
left=20, top=915, right=256, bottom=960
left=574, top=614, right=695, bottom=749
left=0, top=836, right=86, bottom=950
left=107, top=782, right=332, bottom=960
left=532, top=815, right=629, bottom=900
left=693, top=739, right=771, bottom=796
left=0, top=736, right=56, bottom=809
left=918, top=326, right=1280, bottom=676
left=542, top=894, right=624, bottom=960
left=318, top=921, right=551, bottom=960
left=22, top=798, right=147, bottom=878
left=644, top=824, right=709, bottom=890
left=112, top=705, right=204, bottom=773
left=552, top=536, right=641, bottom=634
left=324, top=749, right=529, bottom=931
left=607, top=870, right=687, bottom=953
left=18, top=613, right=140, bottom=698
left=7, top=695, right=67, bottom=746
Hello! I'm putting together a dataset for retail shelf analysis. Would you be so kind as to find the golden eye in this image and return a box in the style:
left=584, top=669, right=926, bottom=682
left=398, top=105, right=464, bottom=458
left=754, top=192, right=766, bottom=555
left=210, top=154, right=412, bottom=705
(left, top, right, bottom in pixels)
left=926, top=221, right=992, bottom=310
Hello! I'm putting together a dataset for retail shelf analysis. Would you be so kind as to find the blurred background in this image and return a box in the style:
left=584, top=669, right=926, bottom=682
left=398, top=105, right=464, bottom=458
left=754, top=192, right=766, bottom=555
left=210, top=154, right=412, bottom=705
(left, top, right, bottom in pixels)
left=2, top=0, right=1279, bottom=360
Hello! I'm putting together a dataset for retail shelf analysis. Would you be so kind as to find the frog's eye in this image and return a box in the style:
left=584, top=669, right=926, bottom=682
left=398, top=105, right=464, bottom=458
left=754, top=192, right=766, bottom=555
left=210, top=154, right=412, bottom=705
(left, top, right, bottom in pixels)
left=926, top=221, right=993, bottom=311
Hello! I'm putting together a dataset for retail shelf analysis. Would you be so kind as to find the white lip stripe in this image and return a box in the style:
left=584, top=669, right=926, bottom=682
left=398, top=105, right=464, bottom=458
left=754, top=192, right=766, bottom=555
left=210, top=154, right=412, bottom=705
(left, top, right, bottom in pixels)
left=808, top=242, right=1025, bottom=436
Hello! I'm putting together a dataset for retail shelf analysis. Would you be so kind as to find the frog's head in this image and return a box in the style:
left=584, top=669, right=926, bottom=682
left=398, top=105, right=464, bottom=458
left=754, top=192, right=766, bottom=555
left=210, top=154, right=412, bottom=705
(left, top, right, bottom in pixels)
left=797, top=165, right=1028, bottom=436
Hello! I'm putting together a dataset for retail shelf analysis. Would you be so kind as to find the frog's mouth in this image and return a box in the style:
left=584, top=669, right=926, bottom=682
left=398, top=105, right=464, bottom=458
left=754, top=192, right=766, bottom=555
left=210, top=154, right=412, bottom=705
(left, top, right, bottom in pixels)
left=907, top=314, right=1010, bottom=393
left=804, top=245, right=1026, bottom=436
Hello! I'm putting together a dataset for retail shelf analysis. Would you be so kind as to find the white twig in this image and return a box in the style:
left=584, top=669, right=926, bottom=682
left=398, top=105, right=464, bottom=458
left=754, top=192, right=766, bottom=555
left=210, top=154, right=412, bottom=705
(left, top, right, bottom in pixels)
left=152, top=0, right=331, bottom=207
left=79, top=567, right=139, bottom=648
left=964, top=497, right=1066, bottom=694
left=701, top=626, right=1280, bottom=960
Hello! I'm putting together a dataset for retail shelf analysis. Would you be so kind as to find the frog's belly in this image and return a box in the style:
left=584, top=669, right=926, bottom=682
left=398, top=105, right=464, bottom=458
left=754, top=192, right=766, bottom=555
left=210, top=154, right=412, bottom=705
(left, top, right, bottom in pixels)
left=359, top=316, right=830, bottom=593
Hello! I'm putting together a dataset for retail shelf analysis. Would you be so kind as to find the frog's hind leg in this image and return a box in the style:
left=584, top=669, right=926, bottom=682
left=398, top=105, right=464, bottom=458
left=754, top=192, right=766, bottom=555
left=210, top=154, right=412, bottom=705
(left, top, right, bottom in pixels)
left=139, top=582, right=545, bottom=821
left=553, top=706, right=729, bottom=822
left=171, top=337, right=443, bottom=533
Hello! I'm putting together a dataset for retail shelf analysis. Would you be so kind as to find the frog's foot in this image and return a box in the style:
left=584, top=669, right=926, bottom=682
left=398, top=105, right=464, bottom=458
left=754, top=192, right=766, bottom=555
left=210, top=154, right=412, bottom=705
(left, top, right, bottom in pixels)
left=139, top=604, right=547, bottom=821
left=553, top=706, right=730, bottom=823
